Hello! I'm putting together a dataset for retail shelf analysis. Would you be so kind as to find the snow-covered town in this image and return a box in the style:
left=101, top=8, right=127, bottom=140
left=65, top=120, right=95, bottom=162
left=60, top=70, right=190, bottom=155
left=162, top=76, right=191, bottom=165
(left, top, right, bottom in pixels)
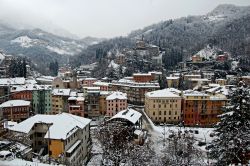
left=0, top=1, right=250, bottom=166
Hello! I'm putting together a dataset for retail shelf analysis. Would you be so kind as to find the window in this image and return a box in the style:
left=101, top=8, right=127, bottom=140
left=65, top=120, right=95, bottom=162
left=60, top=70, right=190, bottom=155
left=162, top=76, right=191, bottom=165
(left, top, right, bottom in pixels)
left=159, top=111, right=161, bottom=115
left=169, top=111, right=171, bottom=115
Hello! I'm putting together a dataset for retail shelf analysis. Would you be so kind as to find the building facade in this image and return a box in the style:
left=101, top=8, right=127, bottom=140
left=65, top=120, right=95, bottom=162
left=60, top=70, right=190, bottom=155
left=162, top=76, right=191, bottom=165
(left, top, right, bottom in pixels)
left=183, top=91, right=226, bottom=127
left=51, top=89, right=71, bottom=114
left=0, top=100, right=31, bottom=122
left=111, top=80, right=160, bottom=105
left=106, top=91, right=127, bottom=117
left=32, top=87, right=52, bottom=114
left=9, top=113, right=91, bottom=165
left=145, top=89, right=182, bottom=124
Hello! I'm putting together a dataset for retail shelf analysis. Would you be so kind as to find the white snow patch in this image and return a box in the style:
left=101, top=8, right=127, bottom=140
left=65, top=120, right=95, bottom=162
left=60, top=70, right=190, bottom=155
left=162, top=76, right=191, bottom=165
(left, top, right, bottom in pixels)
left=46, top=46, right=74, bottom=55
left=195, top=45, right=220, bottom=60
left=205, top=15, right=226, bottom=22
left=108, top=60, right=119, bottom=69
left=11, top=36, right=36, bottom=48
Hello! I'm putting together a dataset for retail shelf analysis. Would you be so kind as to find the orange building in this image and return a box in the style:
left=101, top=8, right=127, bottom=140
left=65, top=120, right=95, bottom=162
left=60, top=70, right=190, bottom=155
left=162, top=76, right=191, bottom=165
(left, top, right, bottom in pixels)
left=183, top=91, right=226, bottom=127
left=10, top=85, right=34, bottom=101
left=133, top=73, right=153, bottom=83
left=82, top=78, right=97, bottom=87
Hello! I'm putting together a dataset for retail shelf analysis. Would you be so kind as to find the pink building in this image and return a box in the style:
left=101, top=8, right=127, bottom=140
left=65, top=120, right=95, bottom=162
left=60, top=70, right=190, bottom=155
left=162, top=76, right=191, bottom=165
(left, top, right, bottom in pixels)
left=68, top=96, right=85, bottom=117
left=82, top=78, right=97, bottom=87
left=106, top=92, right=127, bottom=116
left=93, top=81, right=110, bottom=91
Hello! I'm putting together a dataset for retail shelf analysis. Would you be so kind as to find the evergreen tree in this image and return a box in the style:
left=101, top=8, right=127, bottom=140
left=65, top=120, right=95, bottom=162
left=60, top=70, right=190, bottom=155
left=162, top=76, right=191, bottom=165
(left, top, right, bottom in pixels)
left=210, top=82, right=250, bottom=165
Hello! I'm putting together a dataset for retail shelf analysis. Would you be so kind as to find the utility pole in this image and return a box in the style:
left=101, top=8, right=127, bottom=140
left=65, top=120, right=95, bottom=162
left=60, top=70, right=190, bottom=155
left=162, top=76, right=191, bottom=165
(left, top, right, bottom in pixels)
left=162, top=123, right=166, bottom=146
left=10, top=104, right=13, bottom=122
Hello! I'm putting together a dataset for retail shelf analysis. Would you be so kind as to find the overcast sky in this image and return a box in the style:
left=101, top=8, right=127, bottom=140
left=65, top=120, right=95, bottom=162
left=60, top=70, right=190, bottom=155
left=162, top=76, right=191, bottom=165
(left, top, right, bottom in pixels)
left=0, top=0, right=250, bottom=38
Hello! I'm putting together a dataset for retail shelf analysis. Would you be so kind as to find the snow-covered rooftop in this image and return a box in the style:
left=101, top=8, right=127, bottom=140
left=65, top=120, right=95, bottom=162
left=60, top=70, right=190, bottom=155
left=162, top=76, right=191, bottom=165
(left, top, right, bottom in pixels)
left=52, top=89, right=71, bottom=96
left=109, top=108, right=142, bottom=124
left=106, top=91, right=127, bottom=100
left=93, top=81, right=110, bottom=86
left=84, top=78, right=97, bottom=81
left=10, top=84, right=51, bottom=92
left=0, top=77, right=25, bottom=85
left=0, top=100, right=30, bottom=108
left=146, top=88, right=181, bottom=98
left=183, top=90, right=209, bottom=97
left=166, top=77, right=179, bottom=80
left=9, top=113, right=91, bottom=140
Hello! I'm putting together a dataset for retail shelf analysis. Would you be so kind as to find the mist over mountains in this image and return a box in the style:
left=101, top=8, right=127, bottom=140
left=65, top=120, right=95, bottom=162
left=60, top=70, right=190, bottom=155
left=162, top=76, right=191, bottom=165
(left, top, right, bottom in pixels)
left=0, top=4, right=249, bottom=74
left=70, top=4, right=250, bottom=70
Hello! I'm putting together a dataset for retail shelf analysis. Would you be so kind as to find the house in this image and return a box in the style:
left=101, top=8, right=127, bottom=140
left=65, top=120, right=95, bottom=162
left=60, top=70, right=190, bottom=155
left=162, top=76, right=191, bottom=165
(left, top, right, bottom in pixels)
left=241, top=76, right=250, bottom=86
left=0, top=100, right=31, bottom=122
left=8, top=113, right=91, bottom=165
left=216, top=54, right=228, bottom=62
left=145, top=88, right=182, bottom=124
left=215, top=78, right=226, bottom=86
left=192, top=55, right=202, bottom=63
left=52, top=77, right=80, bottom=89
left=106, top=91, right=127, bottom=117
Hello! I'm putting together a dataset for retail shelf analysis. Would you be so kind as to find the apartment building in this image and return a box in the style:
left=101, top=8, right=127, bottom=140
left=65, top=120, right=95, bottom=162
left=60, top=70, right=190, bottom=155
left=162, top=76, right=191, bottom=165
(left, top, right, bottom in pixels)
left=0, top=100, right=31, bottom=122
left=99, top=91, right=112, bottom=116
left=51, top=89, right=71, bottom=114
left=85, top=87, right=100, bottom=118
left=106, top=91, right=127, bottom=116
left=111, top=80, right=160, bottom=105
left=68, top=96, right=85, bottom=117
left=10, top=84, right=33, bottom=101
left=183, top=90, right=227, bottom=127
left=166, top=77, right=180, bottom=88
left=93, top=81, right=111, bottom=91
left=145, top=88, right=182, bottom=124
left=9, top=113, right=91, bottom=165
left=32, top=85, right=52, bottom=114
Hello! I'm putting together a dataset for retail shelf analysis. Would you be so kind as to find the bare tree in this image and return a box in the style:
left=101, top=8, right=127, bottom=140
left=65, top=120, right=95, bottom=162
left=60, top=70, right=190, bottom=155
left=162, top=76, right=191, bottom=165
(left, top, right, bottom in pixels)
left=162, top=130, right=207, bottom=166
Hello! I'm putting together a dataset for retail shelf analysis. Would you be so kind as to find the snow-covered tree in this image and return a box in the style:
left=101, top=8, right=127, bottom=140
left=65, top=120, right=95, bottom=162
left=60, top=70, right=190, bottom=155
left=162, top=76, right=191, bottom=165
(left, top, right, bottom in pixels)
left=96, top=122, right=156, bottom=166
left=162, top=130, right=206, bottom=165
left=210, top=82, right=250, bottom=165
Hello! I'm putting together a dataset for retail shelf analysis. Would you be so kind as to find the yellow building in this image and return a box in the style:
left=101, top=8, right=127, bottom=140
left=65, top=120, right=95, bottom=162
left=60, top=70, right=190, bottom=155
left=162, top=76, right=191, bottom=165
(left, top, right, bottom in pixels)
left=166, top=77, right=179, bottom=88
left=9, top=113, right=91, bottom=165
left=145, top=88, right=182, bottom=124
left=51, top=89, right=71, bottom=114
left=215, top=79, right=227, bottom=86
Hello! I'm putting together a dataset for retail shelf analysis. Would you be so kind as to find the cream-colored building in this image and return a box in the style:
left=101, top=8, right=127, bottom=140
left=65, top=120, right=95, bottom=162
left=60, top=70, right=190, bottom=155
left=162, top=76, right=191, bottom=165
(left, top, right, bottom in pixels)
left=145, top=88, right=182, bottom=124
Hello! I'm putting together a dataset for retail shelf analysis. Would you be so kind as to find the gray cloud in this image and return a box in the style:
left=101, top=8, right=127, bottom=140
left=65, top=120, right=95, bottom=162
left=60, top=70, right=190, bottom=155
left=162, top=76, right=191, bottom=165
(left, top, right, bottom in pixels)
left=0, top=0, right=250, bottom=38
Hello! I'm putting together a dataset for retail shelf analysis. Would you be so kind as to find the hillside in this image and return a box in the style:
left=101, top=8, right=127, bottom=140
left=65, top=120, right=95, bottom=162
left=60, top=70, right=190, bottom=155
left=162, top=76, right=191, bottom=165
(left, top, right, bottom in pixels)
left=0, top=24, right=102, bottom=74
left=70, top=4, right=250, bottom=71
